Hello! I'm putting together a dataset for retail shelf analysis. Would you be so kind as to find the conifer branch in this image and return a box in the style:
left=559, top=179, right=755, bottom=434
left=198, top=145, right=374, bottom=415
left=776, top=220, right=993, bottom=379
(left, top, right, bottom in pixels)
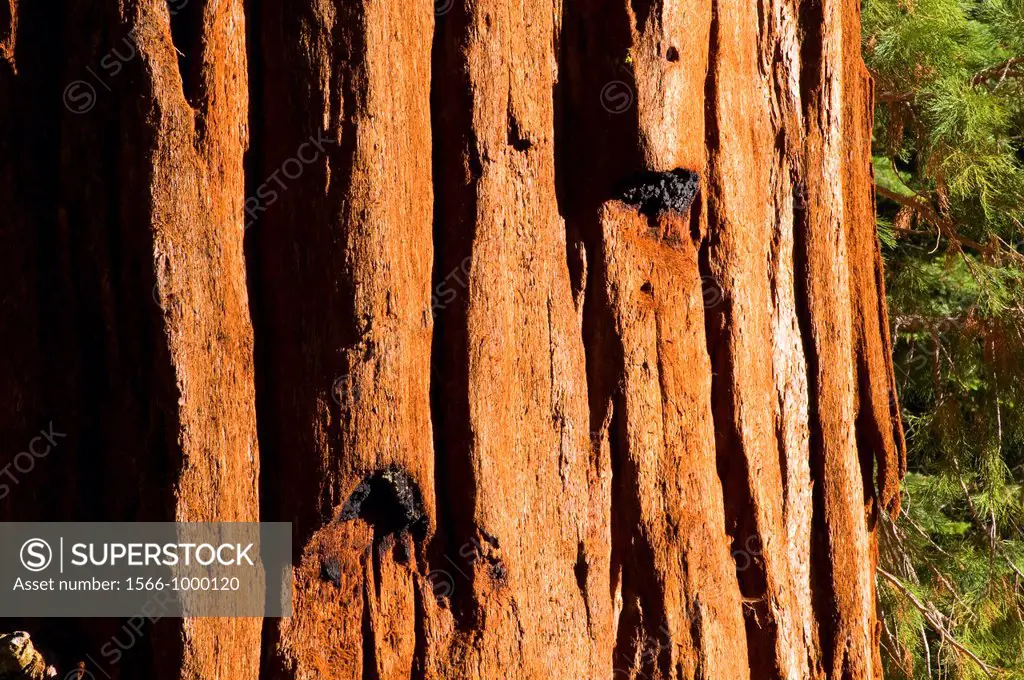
left=972, top=57, right=1024, bottom=86
left=875, top=186, right=990, bottom=253
left=877, top=568, right=1001, bottom=678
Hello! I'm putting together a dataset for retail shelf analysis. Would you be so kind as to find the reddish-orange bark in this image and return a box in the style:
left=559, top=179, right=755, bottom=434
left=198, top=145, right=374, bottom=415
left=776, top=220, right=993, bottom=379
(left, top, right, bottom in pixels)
left=0, top=0, right=902, bottom=678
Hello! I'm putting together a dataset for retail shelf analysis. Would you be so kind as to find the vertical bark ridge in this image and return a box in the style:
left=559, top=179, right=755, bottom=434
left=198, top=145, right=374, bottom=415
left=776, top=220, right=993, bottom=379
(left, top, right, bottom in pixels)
left=427, top=1, right=602, bottom=676
left=796, top=0, right=878, bottom=675
left=254, top=0, right=436, bottom=677
left=839, top=0, right=906, bottom=519
left=839, top=0, right=901, bottom=673
left=132, top=0, right=256, bottom=522
left=122, top=1, right=261, bottom=676
left=764, top=0, right=823, bottom=672
left=598, top=203, right=751, bottom=680
left=702, top=0, right=815, bottom=674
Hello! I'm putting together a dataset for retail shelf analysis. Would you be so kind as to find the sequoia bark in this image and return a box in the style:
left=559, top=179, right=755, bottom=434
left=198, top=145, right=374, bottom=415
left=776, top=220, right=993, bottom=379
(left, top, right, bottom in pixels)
left=0, top=0, right=903, bottom=678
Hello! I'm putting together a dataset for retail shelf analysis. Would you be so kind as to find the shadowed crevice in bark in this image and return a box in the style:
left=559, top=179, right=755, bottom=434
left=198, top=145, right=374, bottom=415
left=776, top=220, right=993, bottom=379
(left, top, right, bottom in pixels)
left=505, top=91, right=532, bottom=152
left=324, top=1, right=365, bottom=520
left=629, top=0, right=656, bottom=34
left=167, top=0, right=205, bottom=109
left=410, top=577, right=429, bottom=680
left=573, top=541, right=593, bottom=630
left=361, top=580, right=381, bottom=680
left=241, top=0, right=271, bottom=528
left=254, top=0, right=362, bottom=541
left=238, top=3, right=290, bottom=676
left=797, top=0, right=825, bottom=120
left=427, top=0, right=482, bottom=631
left=554, top=0, right=645, bottom=217
left=0, top=0, right=109, bottom=671
left=0, top=0, right=67, bottom=521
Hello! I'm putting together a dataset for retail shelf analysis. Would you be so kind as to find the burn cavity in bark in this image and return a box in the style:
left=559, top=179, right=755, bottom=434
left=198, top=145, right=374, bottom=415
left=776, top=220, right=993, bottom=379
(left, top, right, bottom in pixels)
left=338, top=466, right=427, bottom=541
left=615, top=169, right=700, bottom=218
left=320, top=557, right=342, bottom=587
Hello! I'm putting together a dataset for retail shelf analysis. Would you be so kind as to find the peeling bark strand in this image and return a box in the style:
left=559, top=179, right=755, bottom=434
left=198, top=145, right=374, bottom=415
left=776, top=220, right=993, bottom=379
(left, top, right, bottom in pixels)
left=0, top=0, right=902, bottom=678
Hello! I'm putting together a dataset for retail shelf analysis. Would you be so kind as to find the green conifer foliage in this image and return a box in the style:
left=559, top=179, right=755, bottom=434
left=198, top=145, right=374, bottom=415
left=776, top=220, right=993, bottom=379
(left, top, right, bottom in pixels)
left=864, top=0, right=1024, bottom=676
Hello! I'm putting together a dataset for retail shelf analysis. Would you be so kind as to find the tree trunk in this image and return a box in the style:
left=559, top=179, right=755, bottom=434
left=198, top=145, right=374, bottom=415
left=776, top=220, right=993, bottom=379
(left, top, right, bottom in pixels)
left=0, top=0, right=904, bottom=678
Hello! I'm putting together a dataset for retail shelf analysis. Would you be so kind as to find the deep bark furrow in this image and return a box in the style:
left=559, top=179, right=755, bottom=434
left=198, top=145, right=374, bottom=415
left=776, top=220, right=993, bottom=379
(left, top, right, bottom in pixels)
left=428, top=0, right=484, bottom=637
left=839, top=0, right=906, bottom=518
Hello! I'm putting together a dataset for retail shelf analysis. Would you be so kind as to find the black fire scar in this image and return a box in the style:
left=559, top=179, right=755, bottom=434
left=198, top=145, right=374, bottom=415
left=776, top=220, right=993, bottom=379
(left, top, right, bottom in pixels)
left=615, top=169, right=701, bottom=218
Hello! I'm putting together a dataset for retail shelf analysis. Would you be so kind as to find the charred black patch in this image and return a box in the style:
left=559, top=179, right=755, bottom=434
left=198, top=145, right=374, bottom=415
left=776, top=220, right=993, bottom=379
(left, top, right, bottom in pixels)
left=320, top=556, right=342, bottom=587
left=489, top=559, right=507, bottom=583
left=339, top=466, right=428, bottom=541
left=615, top=169, right=700, bottom=218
